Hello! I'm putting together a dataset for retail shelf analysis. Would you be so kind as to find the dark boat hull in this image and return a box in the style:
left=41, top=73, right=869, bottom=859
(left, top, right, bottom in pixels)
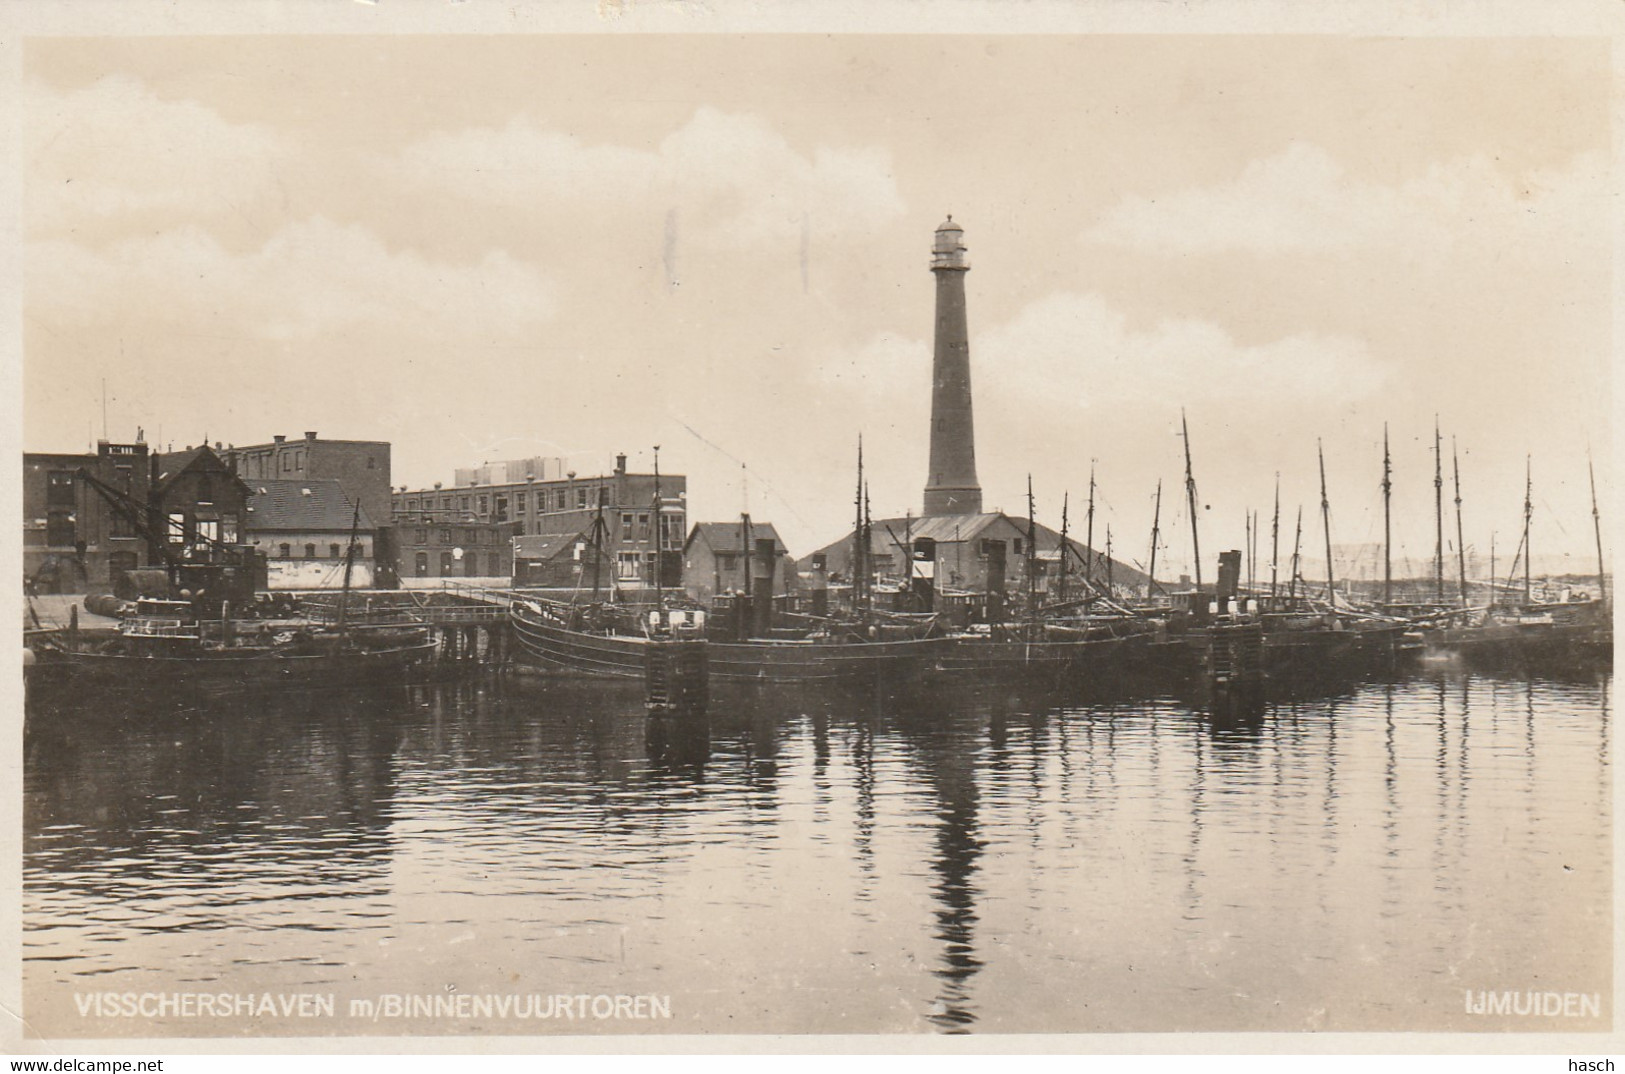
left=510, top=603, right=950, bottom=684
left=26, top=638, right=438, bottom=694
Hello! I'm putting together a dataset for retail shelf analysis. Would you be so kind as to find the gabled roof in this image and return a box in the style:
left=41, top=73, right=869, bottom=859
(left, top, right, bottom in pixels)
left=685, top=521, right=790, bottom=557
left=245, top=478, right=373, bottom=532
left=153, top=444, right=249, bottom=499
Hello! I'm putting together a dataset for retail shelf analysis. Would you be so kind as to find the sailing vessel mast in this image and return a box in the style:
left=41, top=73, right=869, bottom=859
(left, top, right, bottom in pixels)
left=1452, top=437, right=1467, bottom=609
left=1319, top=440, right=1336, bottom=608
left=1245, top=511, right=1253, bottom=594
left=1434, top=418, right=1445, bottom=603
left=1522, top=455, right=1533, bottom=604
left=1270, top=474, right=1280, bottom=602
left=1026, top=475, right=1039, bottom=621
left=1058, top=491, right=1070, bottom=605
left=1591, top=453, right=1608, bottom=608
left=1182, top=410, right=1203, bottom=593
left=1382, top=424, right=1392, bottom=607
left=1105, top=526, right=1114, bottom=595
left=1289, top=506, right=1303, bottom=603
left=1084, top=461, right=1096, bottom=588
left=652, top=446, right=665, bottom=608
left=858, top=432, right=871, bottom=610
left=591, top=488, right=607, bottom=599
left=1147, top=479, right=1163, bottom=602
left=335, top=499, right=362, bottom=633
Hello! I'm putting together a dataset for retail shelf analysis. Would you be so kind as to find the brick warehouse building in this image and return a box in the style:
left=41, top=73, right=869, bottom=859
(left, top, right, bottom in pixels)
left=224, top=432, right=396, bottom=584
left=393, top=453, right=686, bottom=587
left=23, top=440, right=155, bottom=592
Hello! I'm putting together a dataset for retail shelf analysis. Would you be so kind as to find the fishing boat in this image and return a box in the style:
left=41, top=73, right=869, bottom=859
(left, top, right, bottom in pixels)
left=1423, top=456, right=1611, bottom=670
left=510, top=597, right=952, bottom=684
left=27, top=489, right=436, bottom=697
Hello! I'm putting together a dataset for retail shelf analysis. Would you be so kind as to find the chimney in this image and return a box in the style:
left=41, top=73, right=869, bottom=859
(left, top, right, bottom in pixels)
left=923, top=216, right=982, bottom=516
left=304, top=431, right=317, bottom=441
left=273, top=435, right=286, bottom=444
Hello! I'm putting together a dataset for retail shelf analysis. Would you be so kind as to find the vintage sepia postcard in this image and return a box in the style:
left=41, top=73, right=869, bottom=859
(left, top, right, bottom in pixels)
left=4, top=0, right=1620, bottom=1058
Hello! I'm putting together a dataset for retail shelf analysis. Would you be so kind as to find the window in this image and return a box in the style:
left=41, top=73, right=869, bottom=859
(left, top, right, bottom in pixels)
left=367, top=456, right=376, bottom=469
left=1013, top=538, right=1024, bottom=555
left=47, top=471, right=75, bottom=507
left=577, top=488, right=589, bottom=509
left=46, top=510, right=75, bottom=547
left=660, top=513, right=684, bottom=550
left=616, top=551, right=642, bottom=580
left=407, top=499, right=419, bottom=513
left=439, top=551, right=454, bottom=575
left=168, top=512, right=186, bottom=544
left=620, top=512, right=635, bottom=533
left=282, top=453, right=292, bottom=472
left=197, top=519, right=219, bottom=546
left=438, top=528, right=451, bottom=544
left=637, top=513, right=651, bottom=541
left=414, top=528, right=427, bottom=544
left=478, top=495, right=489, bottom=514
left=517, top=493, right=527, bottom=512
left=279, top=543, right=291, bottom=558
left=415, top=552, right=428, bottom=577
left=441, top=497, right=452, bottom=511
left=303, top=543, right=316, bottom=558
left=220, top=513, right=239, bottom=544
left=330, top=543, right=342, bottom=558
left=460, top=496, right=471, bottom=512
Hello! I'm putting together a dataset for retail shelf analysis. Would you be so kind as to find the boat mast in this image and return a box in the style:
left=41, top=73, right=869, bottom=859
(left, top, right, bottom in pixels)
left=1382, top=424, right=1392, bottom=607
left=1522, top=455, right=1533, bottom=604
left=863, top=481, right=873, bottom=616
left=1058, top=491, right=1070, bottom=606
left=652, top=446, right=664, bottom=608
left=1026, top=474, right=1038, bottom=620
left=1289, top=506, right=1303, bottom=603
left=1105, top=525, right=1114, bottom=595
left=1434, top=417, right=1444, bottom=603
left=1245, top=510, right=1253, bottom=594
left=1182, top=410, right=1203, bottom=593
left=1591, top=452, right=1608, bottom=607
left=1270, top=474, right=1280, bottom=602
left=1452, top=437, right=1467, bottom=609
left=1084, top=460, right=1096, bottom=588
left=1489, top=532, right=1496, bottom=612
left=336, top=499, right=362, bottom=632
left=1319, top=439, right=1336, bottom=607
left=591, top=488, right=606, bottom=599
left=858, top=432, right=871, bottom=614
left=1147, top=478, right=1163, bottom=602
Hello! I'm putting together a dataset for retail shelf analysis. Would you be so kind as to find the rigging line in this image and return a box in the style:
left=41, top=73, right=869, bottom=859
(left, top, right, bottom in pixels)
left=673, top=416, right=813, bottom=529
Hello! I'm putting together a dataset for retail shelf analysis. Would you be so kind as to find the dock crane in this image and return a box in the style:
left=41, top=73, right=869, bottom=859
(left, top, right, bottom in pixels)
left=73, top=467, right=266, bottom=615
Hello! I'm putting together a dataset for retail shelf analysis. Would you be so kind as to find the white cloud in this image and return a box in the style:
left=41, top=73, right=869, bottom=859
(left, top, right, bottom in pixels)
left=29, top=216, right=554, bottom=349
left=1084, top=141, right=1605, bottom=258
left=397, top=106, right=906, bottom=244
left=975, top=291, right=1388, bottom=407
left=26, top=75, right=288, bottom=233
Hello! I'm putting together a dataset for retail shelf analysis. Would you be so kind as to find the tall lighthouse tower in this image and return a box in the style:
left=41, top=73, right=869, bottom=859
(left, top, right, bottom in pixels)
left=922, top=216, right=983, bottom=517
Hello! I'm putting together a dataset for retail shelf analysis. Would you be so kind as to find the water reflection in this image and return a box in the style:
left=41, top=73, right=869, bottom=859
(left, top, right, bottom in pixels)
left=23, top=664, right=1612, bottom=1036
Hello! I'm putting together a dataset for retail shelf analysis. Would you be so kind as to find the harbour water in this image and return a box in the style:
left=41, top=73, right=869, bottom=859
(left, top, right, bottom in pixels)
left=22, top=665, right=1611, bottom=1037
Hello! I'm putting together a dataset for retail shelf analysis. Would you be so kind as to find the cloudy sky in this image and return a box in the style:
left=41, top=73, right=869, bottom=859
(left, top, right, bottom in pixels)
left=19, top=32, right=1613, bottom=580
